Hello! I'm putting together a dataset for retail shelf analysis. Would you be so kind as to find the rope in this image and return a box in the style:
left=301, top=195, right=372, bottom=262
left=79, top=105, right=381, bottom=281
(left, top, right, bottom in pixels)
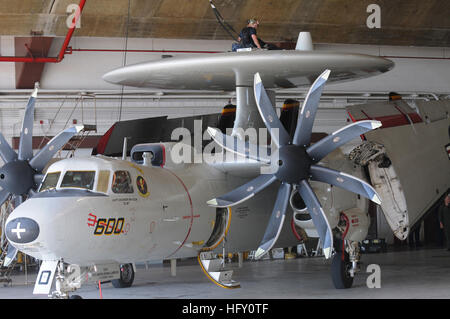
left=209, top=0, right=239, bottom=42
left=37, top=96, right=68, bottom=150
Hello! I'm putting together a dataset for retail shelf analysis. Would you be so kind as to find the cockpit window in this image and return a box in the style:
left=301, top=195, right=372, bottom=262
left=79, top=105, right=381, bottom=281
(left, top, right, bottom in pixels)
left=60, top=171, right=96, bottom=190
left=111, top=170, right=134, bottom=194
left=39, top=172, right=61, bottom=192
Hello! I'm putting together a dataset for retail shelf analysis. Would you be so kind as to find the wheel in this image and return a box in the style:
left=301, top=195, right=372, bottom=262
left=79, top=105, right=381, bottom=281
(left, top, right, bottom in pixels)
left=112, top=263, right=134, bottom=288
left=331, top=251, right=354, bottom=289
left=69, top=295, right=82, bottom=299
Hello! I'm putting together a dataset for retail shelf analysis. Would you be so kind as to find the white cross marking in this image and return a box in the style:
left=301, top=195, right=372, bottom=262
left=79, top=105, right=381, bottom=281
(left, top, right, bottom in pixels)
left=12, top=222, right=26, bottom=240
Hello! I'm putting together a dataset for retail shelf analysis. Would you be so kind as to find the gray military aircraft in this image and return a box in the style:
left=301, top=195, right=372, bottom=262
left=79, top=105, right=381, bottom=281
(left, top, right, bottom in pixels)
left=4, top=33, right=447, bottom=298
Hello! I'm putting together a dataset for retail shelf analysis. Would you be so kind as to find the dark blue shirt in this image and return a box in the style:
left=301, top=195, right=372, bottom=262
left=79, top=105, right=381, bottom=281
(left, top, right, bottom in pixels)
left=239, top=27, right=257, bottom=48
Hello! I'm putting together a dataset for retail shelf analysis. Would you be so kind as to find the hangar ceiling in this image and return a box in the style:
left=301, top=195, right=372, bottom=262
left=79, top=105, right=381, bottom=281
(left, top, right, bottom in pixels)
left=0, top=0, right=449, bottom=47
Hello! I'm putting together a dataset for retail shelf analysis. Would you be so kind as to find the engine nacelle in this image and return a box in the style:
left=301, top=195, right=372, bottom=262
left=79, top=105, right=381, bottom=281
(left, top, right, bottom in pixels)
left=290, top=189, right=318, bottom=237
left=341, top=207, right=370, bottom=242
left=290, top=189, right=316, bottom=234
left=290, top=187, right=340, bottom=238
left=290, top=188, right=307, bottom=212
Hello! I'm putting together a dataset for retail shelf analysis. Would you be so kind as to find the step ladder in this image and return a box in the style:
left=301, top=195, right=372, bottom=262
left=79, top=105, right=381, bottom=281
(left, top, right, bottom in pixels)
left=50, top=124, right=98, bottom=160
left=312, top=238, right=324, bottom=257
left=198, top=251, right=240, bottom=289
left=37, top=124, right=98, bottom=159
left=0, top=242, right=17, bottom=287
left=63, top=124, right=97, bottom=152
left=0, top=202, right=16, bottom=286
left=297, top=243, right=309, bottom=257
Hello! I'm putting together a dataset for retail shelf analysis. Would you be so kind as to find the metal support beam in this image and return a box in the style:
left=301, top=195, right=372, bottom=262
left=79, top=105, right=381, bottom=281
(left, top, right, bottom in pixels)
left=0, top=0, right=87, bottom=64
left=238, top=252, right=243, bottom=268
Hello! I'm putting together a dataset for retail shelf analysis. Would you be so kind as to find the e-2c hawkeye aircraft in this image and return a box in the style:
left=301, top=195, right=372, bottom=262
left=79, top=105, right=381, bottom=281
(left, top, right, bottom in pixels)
left=5, top=37, right=445, bottom=298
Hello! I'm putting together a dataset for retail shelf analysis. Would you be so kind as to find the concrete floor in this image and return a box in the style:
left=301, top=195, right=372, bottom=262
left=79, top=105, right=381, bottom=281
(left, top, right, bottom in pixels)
left=1, top=247, right=450, bottom=299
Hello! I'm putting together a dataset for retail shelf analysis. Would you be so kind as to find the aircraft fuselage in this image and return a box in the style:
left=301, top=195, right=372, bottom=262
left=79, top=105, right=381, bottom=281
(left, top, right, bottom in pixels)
left=5, top=155, right=299, bottom=266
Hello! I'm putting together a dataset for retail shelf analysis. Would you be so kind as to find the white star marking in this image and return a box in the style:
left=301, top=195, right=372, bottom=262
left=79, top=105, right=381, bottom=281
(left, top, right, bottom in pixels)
left=12, top=222, right=26, bottom=240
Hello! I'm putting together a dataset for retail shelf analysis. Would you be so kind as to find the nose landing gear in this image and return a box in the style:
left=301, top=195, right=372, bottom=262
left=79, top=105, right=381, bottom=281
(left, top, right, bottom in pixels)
left=47, top=260, right=134, bottom=299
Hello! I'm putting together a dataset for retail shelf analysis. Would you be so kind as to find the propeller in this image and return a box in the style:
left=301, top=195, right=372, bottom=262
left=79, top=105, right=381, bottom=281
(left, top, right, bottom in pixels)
left=207, top=70, right=382, bottom=259
left=0, top=87, right=84, bottom=266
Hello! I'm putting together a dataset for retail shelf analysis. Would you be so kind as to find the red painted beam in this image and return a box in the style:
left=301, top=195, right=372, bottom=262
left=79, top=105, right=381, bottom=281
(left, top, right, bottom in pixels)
left=68, top=48, right=223, bottom=54
left=15, top=37, right=54, bottom=89
left=0, top=56, right=60, bottom=63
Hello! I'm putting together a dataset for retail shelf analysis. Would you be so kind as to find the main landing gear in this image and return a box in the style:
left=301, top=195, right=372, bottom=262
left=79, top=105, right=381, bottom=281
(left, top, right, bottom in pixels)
left=112, top=263, right=135, bottom=288
left=331, top=239, right=361, bottom=289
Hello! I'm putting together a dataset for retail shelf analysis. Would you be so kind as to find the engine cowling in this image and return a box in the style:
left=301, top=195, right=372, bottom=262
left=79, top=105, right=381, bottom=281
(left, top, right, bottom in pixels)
left=340, top=207, right=370, bottom=242
left=290, top=186, right=341, bottom=238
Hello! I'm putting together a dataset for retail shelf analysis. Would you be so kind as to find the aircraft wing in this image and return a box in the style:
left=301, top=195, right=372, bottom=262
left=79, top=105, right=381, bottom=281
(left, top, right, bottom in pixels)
left=346, top=100, right=450, bottom=238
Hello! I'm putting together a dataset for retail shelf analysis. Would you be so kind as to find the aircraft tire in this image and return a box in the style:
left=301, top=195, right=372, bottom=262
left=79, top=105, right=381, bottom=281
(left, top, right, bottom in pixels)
left=112, top=263, right=135, bottom=288
left=331, top=252, right=354, bottom=289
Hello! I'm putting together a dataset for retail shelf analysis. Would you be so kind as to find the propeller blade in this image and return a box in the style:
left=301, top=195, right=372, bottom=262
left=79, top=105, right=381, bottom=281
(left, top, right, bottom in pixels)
left=207, top=127, right=271, bottom=163
left=310, top=165, right=381, bottom=204
left=34, top=174, right=44, bottom=186
left=207, top=174, right=277, bottom=207
left=14, top=194, right=23, bottom=208
left=0, top=132, right=17, bottom=164
left=307, top=120, right=382, bottom=162
left=29, top=125, right=84, bottom=172
left=3, top=245, right=18, bottom=267
left=254, top=73, right=290, bottom=148
left=254, top=182, right=292, bottom=259
left=0, top=189, right=11, bottom=207
left=18, top=88, right=38, bottom=161
left=293, top=69, right=330, bottom=147
left=297, top=180, right=333, bottom=258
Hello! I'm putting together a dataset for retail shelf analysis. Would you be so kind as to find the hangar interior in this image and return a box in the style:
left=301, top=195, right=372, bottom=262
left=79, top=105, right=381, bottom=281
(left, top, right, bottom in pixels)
left=0, top=0, right=449, bottom=299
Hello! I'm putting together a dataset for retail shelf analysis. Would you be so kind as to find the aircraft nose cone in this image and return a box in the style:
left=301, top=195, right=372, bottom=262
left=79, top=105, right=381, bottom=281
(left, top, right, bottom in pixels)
left=6, top=217, right=40, bottom=244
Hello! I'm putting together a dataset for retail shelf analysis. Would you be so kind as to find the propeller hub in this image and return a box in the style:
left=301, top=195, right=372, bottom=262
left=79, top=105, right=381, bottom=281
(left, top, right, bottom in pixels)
left=273, top=145, right=312, bottom=184
left=0, top=160, right=35, bottom=195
